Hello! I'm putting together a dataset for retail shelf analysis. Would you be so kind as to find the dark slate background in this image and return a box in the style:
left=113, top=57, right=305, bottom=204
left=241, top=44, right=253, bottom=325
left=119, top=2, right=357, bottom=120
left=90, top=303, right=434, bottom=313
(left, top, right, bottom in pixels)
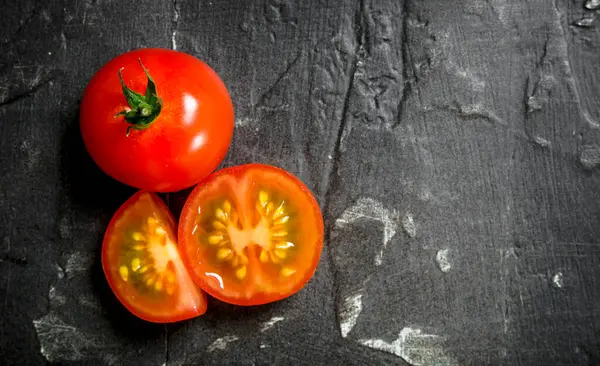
left=2, top=0, right=600, bottom=365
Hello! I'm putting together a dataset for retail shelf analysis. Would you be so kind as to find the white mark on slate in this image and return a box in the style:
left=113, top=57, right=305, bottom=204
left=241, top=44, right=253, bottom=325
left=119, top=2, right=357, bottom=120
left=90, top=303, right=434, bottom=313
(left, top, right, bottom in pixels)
left=574, top=16, right=595, bottom=28
left=65, top=252, right=94, bottom=276
left=260, top=316, right=285, bottom=332
left=579, top=146, right=600, bottom=169
left=359, top=327, right=457, bottom=366
left=34, top=315, right=88, bottom=362
left=340, top=291, right=363, bottom=338
left=171, top=2, right=179, bottom=50
left=48, top=286, right=66, bottom=306
left=552, top=272, right=564, bottom=288
left=55, top=263, right=66, bottom=279
left=455, top=102, right=504, bottom=125
left=418, top=188, right=432, bottom=202
left=33, top=314, right=115, bottom=364
left=526, top=95, right=544, bottom=113
left=585, top=0, right=600, bottom=10
left=60, top=32, right=67, bottom=50
left=20, top=140, right=40, bottom=170
left=41, top=10, right=51, bottom=23
left=533, top=136, right=550, bottom=148
left=235, top=117, right=254, bottom=127
left=435, top=249, right=452, bottom=273
left=402, top=213, right=417, bottom=238
left=454, top=67, right=485, bottom=91
left=489, top=0, right=509, bottom=25
left=34, top=248, right=116, bottom=364
left=207, top=335, right=239, bottom=352
left=260, top=344, right=267, bottom=349
left=335, top=198, right=399, bottom=266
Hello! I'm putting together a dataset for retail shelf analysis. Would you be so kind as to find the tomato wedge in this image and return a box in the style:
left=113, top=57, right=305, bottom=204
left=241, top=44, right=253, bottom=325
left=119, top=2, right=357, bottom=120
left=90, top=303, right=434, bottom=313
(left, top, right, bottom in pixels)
left=178, top=164, right=324, bottom=306
left=102, top=191, right=207, bottom=322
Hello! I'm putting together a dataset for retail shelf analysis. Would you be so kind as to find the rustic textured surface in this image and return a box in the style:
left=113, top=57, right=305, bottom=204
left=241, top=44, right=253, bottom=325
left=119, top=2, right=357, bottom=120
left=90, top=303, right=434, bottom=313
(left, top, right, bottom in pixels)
left=1, top=0, right=600, bottom=365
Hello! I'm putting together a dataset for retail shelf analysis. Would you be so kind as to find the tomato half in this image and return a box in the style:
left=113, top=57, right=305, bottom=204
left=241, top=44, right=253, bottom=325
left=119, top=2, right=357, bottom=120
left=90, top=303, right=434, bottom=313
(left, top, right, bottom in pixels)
left=102, top=191, right=207, bottom=322
left=178, top=164, right=324, bottom=306
left=80, top=48, right=234, bottom=192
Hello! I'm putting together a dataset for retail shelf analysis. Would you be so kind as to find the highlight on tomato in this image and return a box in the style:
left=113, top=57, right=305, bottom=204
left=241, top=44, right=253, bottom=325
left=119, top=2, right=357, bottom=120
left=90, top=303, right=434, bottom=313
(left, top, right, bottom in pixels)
left=178, top=164, right=324, bottom=306
left=80, top=48, right=234, bottom=192
left=102, top=191, right=207, bottom=323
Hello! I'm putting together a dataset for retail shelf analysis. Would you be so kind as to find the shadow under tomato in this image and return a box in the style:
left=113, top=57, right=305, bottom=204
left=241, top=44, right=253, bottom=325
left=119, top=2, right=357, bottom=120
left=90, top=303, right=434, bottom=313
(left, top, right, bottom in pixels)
left=164, top=186, right=194, bottom=222
left=203, top=295, right=284, bottom=321
left=60, top=108, right=163, bottom=337
left=59, top=106, right=135, bottom=213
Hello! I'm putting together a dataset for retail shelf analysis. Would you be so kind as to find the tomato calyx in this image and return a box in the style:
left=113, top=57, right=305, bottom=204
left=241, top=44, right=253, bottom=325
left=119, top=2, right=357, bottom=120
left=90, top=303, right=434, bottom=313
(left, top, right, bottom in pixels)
left=115, top=59, right=163, bottom=136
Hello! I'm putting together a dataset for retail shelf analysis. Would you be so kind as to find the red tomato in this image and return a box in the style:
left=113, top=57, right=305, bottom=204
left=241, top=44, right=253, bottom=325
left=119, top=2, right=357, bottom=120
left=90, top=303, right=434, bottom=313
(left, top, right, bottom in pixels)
left=102, top=191, right=207, bottom=322
left=178, top=164, right=324, bottom=306
left=80, top=48, right=234, bottom=192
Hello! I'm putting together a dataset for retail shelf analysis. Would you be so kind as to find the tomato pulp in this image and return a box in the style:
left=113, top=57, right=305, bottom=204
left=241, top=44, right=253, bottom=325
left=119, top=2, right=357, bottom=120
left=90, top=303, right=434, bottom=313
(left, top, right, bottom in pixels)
left=102, top=191, right=207, bottom=322
left=80, top=48, right=234, bottom=192
left=178, top=164, right=324, bottom=306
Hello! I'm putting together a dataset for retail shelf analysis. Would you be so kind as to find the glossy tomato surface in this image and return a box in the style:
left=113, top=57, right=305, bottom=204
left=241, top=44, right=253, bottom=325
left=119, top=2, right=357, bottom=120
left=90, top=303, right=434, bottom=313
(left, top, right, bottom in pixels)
left=102, top=191, right=207, bottom=322
left=81, top=48, right=234, bottom=192
left=178, top=164, right=324, bottom=306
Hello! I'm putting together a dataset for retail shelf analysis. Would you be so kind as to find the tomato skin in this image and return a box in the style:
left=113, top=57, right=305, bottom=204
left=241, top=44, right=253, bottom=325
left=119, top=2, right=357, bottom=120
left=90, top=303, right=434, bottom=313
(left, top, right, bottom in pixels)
left=178, top=164, right=324, bottom=306
left=102, top=191, right=207, bottom=323
left=81, top=48, right=234, bottom=192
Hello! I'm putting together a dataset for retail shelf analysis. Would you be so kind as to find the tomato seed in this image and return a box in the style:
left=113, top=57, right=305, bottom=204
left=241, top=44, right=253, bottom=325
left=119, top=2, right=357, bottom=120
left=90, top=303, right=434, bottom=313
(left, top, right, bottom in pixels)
left=131, top=257, right=141, bottom=272
left=235, top=266, right=247, bottom=280
left=281, top=267, right=295, bottom=277
left=216, top=248, right=233, bottom=261
left=119, top=266, right=129, bottom=281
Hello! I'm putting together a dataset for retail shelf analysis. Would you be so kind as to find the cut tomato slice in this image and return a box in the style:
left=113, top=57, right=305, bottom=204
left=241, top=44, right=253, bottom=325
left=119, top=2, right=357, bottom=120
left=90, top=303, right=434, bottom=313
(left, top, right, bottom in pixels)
left=178, top=164, right=324, bottom=306
left=102, top=191, right=207, bottom=322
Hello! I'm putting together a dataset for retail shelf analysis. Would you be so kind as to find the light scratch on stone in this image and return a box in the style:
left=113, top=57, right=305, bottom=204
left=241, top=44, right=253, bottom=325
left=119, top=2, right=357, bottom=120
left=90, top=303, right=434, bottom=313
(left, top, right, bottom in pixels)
left=207, top=335, right=239, bottom=352
left=359, top=327, right=457, bottom=366
left=533, top=136, right=550, bottom=148
left=260, top=316, right=285, bottom=332
left=49, top=286, right=66, bottom=306
left=340, top=291, right=363, bottom=338
left=235, top=117, right=253, bottom=127
left=552, top=272, right=564, bottom=288
left=579, top=146, right=600, bottom=170
left=64, top=252, right=94, bottom=276
left=435, top=249, right=451, bottom=273
left=34, top=314, right=86, bottom=362
left=402, top=213, right=417, bottom=238
left=335, top=198, right=399, bottom=266
left=33, top=314, right=115, bottom=363
left=171, top=0, right=179, bottom=50
left=60, top=32, right=67, bottom=50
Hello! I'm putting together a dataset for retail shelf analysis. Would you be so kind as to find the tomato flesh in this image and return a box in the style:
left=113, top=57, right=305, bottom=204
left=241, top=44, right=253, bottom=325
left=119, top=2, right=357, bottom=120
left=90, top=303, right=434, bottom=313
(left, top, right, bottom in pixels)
left=102, top=191, right=207, bottom=322
left=81, top=48, right=234, bottom=192
left=178, top=164, right=324, bottom=306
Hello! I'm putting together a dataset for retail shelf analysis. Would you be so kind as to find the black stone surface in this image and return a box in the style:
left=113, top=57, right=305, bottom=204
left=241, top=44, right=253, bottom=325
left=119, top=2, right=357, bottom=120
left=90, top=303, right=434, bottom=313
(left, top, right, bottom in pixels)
left=2, top=0, right=600, bottom=365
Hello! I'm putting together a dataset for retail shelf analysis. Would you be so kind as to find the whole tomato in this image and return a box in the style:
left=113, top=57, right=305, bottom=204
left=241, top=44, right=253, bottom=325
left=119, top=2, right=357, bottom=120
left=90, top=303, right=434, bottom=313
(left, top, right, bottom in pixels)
left=80, top=48, right=234, bottom=192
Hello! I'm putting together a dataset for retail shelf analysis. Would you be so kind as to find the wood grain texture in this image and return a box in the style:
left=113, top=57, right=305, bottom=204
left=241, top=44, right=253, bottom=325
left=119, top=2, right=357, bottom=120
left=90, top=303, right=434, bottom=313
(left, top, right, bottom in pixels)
left=1, top=0, right=599, bottom=365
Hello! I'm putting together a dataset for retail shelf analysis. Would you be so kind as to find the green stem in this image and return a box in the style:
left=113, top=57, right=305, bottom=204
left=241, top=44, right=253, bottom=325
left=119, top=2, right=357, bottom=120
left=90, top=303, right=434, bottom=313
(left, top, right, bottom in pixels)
left=115, top=59, right=162, bottom=136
